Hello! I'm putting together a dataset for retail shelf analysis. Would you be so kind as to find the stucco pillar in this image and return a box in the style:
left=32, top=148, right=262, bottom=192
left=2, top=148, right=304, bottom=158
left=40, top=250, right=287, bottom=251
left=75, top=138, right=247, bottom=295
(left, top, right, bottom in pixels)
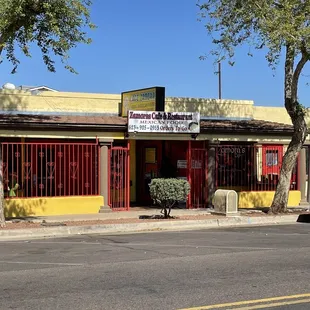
left=99, top=143, right=112, bottom=213
left=307, top=147, right=310, bottom=204
left=207, top=144, right=216, bottom=207
left=299, top=147, right=307, bottom=206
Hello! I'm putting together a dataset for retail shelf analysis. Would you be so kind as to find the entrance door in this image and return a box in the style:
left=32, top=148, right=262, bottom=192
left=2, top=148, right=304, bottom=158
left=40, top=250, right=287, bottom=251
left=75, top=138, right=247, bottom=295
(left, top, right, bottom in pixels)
left=189, top=147, right=208, bottom=209
left=136, top=141, right=162, bottom=205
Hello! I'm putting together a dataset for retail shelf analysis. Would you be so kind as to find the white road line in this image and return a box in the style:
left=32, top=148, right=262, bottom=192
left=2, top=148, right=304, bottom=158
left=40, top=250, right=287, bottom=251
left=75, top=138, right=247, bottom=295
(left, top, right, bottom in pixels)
left=0, top=260, right=84, bottom=266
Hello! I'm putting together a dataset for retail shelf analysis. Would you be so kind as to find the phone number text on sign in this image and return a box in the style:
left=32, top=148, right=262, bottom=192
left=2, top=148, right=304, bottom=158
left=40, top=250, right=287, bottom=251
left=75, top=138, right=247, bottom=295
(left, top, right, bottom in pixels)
left=128, top=124, right=192, bottom=132
left=128, top=111, right=200, bottom=133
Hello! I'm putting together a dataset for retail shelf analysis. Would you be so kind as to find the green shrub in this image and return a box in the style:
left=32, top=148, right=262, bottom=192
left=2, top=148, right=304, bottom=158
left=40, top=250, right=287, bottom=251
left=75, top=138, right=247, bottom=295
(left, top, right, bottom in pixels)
left=149, top=178, right=190, bottom=218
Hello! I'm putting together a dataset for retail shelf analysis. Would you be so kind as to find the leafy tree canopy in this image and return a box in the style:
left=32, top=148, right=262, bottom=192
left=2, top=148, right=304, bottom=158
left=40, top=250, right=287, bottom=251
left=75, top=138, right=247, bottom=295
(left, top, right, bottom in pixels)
left=197, top=0, right=310, bottom=68
left=0, top=0, right=95, bottom=73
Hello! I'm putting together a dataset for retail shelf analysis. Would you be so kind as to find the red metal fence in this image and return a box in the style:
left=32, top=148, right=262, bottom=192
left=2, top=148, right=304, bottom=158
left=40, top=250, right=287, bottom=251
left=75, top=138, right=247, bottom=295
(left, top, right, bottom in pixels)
left=215, top=144, right=298, bottom=191
left=185, top=143, right=297, bottom=209
left=188, top=147, right=208, bottom=208
left=2, top=142, right=99, bottom=198
left=109, top=146, right=130, bottom=211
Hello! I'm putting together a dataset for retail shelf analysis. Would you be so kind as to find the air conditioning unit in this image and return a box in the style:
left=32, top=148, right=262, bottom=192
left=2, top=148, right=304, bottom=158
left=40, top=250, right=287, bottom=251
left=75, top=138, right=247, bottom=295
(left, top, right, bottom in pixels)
left=213, top=189, right=239, bottom=216
left=2, top=83, right=16, bottom=90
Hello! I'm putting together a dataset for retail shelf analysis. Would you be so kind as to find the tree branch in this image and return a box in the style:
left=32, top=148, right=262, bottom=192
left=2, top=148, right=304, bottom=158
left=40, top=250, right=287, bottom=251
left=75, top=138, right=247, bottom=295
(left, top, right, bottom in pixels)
left=292, top=46, right=309, bottom=99
left=284, top=44, right=294, bottom=100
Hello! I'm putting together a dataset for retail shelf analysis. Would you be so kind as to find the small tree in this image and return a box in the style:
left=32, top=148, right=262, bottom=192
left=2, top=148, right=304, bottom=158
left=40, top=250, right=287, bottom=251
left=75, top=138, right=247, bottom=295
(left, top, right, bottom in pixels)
left=198, top=0, right=310, bottom=213
left=149, top=178, right=190, bottom=218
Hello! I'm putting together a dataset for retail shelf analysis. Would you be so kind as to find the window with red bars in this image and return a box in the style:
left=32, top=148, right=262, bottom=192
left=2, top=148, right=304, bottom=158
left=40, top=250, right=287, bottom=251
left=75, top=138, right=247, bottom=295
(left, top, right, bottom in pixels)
left=2, top=143, right=99, bottom=198
left=215, top=144, right=298, bottom=191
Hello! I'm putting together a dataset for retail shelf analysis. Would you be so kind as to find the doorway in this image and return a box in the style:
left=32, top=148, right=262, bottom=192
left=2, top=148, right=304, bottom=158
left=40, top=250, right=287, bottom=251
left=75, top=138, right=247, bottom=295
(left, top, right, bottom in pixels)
left=136, top=140, right=162, bottom=205
left=135, top=140, right=209, bottom=208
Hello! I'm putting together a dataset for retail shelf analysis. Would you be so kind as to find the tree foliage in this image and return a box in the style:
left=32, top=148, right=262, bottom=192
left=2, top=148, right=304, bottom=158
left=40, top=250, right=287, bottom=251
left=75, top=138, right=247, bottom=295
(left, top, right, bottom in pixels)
left=0, top=0, right=95, bottom=73
left=198, top=0, right=309, bottom=213
left=198, top=0, right=309, bottom=67
left=149, top=178, right=190, bottom=218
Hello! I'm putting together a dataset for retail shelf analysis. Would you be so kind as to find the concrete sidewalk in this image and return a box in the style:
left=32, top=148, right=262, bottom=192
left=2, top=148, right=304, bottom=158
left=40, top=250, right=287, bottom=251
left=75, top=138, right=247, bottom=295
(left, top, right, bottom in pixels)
left=5, top=208, right=213, bottom=223
left=1, top=208, right=308, bottom=241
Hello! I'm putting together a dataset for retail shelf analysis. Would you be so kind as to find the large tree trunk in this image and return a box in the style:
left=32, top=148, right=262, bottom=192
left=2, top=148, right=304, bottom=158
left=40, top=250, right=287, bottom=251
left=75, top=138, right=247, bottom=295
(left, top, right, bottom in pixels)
left=0, top=145, right=5, bottom=227
left=270, top=113, right=307, bottom=213
left=270, top=46, right=308, bottom=214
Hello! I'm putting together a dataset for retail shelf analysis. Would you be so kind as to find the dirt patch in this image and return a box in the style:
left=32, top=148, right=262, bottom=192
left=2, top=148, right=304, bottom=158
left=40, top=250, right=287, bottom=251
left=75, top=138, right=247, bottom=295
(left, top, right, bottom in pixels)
left=1, top=222, right=42, bottom=230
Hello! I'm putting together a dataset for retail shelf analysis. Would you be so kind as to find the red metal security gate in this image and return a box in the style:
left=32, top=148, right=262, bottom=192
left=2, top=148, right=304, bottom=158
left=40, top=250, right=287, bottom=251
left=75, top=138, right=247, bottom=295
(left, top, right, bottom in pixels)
left=214, top=144, right=298, bottom=191
left=1, top=141, right=100, bottom=198
left=188, top=142, right=208, bottom=209
left=109, top=144, right=130, bottom=211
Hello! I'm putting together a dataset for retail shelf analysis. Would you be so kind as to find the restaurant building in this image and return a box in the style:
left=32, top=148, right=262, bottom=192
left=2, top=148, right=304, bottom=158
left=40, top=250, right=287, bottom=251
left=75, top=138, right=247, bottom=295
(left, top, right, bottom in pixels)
left=0, top=86, right=308, bottom=217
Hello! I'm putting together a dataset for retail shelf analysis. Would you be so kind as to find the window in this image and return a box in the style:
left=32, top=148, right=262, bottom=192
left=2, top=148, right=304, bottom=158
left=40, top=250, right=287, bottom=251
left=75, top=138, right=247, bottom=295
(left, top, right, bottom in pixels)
left=266, top=150, right=278, bottom=167
left=2, top=142, right=99, bottom=198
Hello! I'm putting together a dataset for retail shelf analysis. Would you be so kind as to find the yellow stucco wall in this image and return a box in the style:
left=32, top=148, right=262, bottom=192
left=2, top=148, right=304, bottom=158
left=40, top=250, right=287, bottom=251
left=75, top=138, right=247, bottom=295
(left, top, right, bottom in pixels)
left=253, top=107, right=292, bottom=125
left=4, top=196, right=104, bottom=217
left=1, top=90, right=309, bottom=129
left=238, top=191, right=301, bottom=208
left=165, top=97, right=254, bottom=119
left=0, top=90, right=255, bottom=119
left=254, top=106, right=310, bottom=125
left=0, top=90, right=121, bottom=114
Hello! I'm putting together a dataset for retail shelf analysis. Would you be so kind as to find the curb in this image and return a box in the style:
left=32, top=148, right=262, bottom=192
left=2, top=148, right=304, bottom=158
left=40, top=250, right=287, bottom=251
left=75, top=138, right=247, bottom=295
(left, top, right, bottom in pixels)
left=0, top=215, right=300, bottom=241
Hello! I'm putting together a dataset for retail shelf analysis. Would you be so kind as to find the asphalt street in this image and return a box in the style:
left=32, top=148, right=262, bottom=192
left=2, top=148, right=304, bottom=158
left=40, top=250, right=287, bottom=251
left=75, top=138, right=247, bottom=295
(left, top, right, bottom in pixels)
left=1, top=224, right=310, bottom=310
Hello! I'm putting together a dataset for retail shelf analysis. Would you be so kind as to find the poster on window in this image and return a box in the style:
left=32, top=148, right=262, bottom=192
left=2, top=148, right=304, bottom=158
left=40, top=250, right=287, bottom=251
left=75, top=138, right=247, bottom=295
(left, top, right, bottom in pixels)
left=177, top=160, right=202, bottom=169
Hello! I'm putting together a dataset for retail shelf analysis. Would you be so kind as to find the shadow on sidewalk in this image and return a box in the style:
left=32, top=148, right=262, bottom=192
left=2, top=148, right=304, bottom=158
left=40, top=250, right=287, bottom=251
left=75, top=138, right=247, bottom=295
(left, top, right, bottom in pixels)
left=297, top=213, right=310, bottom=223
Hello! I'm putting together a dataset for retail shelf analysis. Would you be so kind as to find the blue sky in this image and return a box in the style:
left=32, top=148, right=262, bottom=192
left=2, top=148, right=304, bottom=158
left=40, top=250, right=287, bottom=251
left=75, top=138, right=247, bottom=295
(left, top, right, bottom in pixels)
left=0, top=0, right=309, bottom=107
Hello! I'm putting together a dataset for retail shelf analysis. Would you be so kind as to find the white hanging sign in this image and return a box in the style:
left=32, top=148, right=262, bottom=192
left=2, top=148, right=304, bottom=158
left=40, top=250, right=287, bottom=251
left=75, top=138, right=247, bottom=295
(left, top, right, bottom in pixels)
left=128, top=111, right=200, bottom=133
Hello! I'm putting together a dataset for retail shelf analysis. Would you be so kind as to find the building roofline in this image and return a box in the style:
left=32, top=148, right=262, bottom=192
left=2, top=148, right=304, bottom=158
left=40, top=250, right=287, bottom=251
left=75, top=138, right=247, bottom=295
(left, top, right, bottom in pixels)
left=0, top=113, right=295, bottom=136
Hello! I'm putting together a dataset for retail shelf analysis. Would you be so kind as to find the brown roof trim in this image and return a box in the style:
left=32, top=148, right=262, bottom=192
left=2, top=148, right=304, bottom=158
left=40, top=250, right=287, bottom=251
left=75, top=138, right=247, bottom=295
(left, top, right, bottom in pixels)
left=200, top=119, right=293, bottom=135
left=0, top=114, right=127, bottom=132
left=0, top=114, right=294, bottom=135
left=0, top=122, right=127, bottom=132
